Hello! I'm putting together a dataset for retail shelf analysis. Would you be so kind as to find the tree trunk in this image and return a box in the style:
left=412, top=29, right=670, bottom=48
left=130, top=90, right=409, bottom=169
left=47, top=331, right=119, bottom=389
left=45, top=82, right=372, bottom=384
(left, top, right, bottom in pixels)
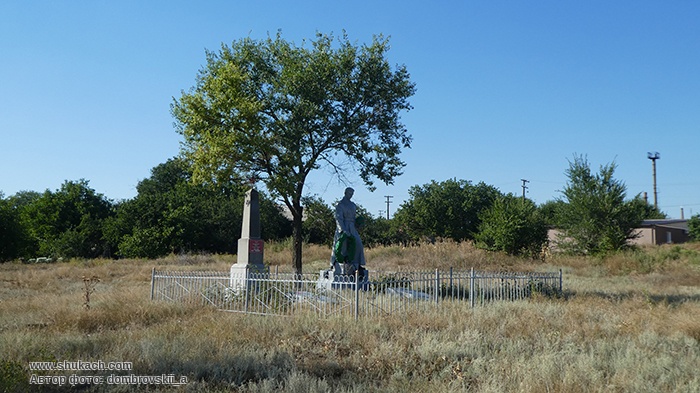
left=292, top=204, right=304, bottom=276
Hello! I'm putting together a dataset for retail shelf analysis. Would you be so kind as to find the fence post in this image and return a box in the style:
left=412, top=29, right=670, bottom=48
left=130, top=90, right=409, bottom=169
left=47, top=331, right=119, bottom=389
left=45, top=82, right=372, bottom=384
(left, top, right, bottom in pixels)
left=434, top=269, right=440, bottom=304
left=244, top=266, right=249, bottom=313
left=150, top=267, right=156, bottom=301
left=354, top=270, right=360, bottom=320
left=469, top=267, right=475, bottom=308
left=559, top=269, right=563, bottom=296
left=449, top=267, right=453, bottom=299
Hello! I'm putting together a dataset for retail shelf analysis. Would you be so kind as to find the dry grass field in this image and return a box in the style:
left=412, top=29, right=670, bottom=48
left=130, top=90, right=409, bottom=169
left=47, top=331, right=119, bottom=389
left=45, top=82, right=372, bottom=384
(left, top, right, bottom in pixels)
left=1, top=241, right=699, bottom=392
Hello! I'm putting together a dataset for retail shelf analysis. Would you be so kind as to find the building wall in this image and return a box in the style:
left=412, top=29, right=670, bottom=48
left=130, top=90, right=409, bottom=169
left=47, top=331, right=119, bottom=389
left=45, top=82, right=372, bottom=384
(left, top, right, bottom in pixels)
left=652, top=226, right=690, bottom=245
left=551, top=227, right=689, bottom=248
left=630, top=228, right=653, bottom=246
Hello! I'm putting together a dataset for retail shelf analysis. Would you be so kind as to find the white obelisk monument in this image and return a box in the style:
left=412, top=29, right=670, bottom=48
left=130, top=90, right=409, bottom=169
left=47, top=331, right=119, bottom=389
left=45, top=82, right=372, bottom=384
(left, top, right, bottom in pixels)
left=230, top=188, right=267, bottom=289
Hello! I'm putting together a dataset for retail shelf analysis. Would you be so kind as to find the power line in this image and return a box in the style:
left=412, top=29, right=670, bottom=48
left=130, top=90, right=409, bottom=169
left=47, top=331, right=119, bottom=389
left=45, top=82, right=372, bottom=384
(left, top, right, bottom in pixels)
left=384, top=195, right=393, bottom=219
left=520, top=179, right=529, bottom=201
left=647, top=152, right=660, bottom=209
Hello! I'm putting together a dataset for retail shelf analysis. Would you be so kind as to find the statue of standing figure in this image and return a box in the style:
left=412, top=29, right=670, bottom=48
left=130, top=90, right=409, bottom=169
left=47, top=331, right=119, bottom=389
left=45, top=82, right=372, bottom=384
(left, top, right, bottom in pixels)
left=330, top=187, right=366, bottom=277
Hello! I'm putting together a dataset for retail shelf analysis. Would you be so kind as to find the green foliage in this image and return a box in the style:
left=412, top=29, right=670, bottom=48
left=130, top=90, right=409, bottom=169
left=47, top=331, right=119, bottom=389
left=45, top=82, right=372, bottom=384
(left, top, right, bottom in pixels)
left=634, top=198, right=667, bottom=219
left=475, top=194, right=548, bottom=257
left=20, top=180, right=113, bottom=259
left=108, top=158, right=291, bottom=259
left=352, top=203, right=397, bottom=247
left=360, top=216, right=395, bottom=247
left=556, top=155, right=647, bottom=255
left=392, top=179, right=502, bottom=242
left=1, top=192, right=43, bottom=261
left=689, top=214, right=700, bottom=241
left=172, top=31, right=415, bottom=273
left=260, top=197, right=293, bottom=241
left=636, top=245, right=679, bottom=270
left=301, top=196, right=335, bottom=246
left=300, top=196, right=392, bottom=248
left=117, top=226, right=174, bottom=259
left=0, top=359, right=28, bottom=393
left=0, top=195, right=27, bottom=262
left=538, top=199, right=565, bottom=227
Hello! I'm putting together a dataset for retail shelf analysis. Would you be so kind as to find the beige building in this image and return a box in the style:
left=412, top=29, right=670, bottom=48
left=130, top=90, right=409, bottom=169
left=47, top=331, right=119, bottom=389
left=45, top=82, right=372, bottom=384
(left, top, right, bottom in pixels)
left=548, top=219, right=691, bottom=250
left=630, top=219, right=690, bottom=246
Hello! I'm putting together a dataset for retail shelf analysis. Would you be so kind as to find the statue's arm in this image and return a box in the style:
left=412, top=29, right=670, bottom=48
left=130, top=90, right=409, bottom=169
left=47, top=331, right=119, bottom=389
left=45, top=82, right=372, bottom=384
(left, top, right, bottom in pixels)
left=335, top=204, right=350, bottom=234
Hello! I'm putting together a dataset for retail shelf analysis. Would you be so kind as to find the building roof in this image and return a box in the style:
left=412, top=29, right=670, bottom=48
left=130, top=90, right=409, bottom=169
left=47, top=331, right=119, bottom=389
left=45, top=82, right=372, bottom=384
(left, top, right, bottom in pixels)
left=640, top=219, right=689, bottom=231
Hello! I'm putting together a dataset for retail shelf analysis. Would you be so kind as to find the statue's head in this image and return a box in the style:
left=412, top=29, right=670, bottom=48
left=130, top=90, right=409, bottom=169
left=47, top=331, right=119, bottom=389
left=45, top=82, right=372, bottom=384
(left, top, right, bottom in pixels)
left=344, top=187, right=354, bottom=199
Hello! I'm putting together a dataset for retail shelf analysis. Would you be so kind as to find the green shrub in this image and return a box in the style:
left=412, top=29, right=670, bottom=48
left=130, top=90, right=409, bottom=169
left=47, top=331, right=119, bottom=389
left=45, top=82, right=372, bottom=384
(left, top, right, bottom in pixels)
left=0, top=359, right=28, bottom=393
left=475, top=195, right=548, bottom=258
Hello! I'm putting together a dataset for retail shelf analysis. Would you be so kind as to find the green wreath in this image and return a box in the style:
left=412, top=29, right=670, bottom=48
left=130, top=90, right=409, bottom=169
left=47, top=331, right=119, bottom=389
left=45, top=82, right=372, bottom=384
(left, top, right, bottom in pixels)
left=333, top=232, right=356, bottom=264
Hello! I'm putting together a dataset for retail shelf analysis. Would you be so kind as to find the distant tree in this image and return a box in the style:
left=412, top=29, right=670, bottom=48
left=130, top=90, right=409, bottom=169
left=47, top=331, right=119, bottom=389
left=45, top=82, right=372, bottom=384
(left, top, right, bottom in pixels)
left=633, top=198, right=667, bottom=220
left=0, top=193, right=25, bottom=261
left=360, top=215, right=394, bottom=247
left=172, top=32, right=415, bottom=274
left=7, top=190, right=42, bottom=210
left=110, top=159, right=241, bottom=258
left=109, top=158, right=291, bottom=259
left=5, top=191, right=42, bottom=259
left=556, top=155, right=646, bottom=255
left=352, top=203, right=393, bottom=247
left=475, top=194, right=548, bottom=257
left=539, top=191, right=663, bottom=251
left=301, top=196, right=335, bottom=246
left=392, top=179, right=502, bottom=242
left=299, top=196, right=393, bottom=247
left=259, top=196, right=293, bottom=241
left=22, top=180, right=113, bottom=259
left=385, top=217, right=414, bottom=246
left=689, top=214, right=700, bottom=241
left=538, top=199, right=566, bottom=227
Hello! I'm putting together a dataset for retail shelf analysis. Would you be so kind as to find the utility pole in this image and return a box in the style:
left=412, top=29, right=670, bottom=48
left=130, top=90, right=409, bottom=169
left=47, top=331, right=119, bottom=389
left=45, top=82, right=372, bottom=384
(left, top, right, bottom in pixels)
left=647, top=152, right=660, bottom=209
left=520, top=179, right=529, bottom=202
left=384, top=195, right=393, bottom=220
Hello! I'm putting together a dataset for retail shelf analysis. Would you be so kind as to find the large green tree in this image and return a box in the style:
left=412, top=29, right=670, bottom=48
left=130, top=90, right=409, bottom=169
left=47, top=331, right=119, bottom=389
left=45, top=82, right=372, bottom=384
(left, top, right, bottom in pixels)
left=392, top=179, right=502, bottom=242
left=172, top=32, right=415, bottom=273
left=556, top=155, right=647, bottom=254
left=475, top=194, right=548, bottom=257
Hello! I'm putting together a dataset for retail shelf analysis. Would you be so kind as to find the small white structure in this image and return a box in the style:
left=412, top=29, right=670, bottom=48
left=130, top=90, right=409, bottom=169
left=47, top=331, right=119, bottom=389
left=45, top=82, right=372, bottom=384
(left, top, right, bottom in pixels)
left=317, top=268, right=369, bottom=291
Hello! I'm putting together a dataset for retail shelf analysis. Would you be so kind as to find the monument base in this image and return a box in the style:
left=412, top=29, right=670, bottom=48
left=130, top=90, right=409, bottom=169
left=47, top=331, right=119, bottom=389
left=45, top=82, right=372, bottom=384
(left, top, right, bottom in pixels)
left=317, top=268, right=369, bottom=291
left=230, top=263, right=268, bottom=293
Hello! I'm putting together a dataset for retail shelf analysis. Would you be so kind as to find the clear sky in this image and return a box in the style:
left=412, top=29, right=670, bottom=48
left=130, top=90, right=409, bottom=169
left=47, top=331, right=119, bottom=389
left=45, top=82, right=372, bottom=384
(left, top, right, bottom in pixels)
left=1, top=1, right=698, bottom=219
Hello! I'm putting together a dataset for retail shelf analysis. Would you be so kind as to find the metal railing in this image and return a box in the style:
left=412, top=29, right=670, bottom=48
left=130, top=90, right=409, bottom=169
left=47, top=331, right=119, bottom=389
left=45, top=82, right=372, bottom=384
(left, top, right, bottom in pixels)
left=150, top=268, right=562, bottom=318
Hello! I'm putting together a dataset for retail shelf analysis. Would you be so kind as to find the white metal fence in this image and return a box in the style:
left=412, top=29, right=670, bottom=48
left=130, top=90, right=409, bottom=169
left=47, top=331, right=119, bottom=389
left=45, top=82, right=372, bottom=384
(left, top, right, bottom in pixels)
left=150, top=268, right=562, bottom=318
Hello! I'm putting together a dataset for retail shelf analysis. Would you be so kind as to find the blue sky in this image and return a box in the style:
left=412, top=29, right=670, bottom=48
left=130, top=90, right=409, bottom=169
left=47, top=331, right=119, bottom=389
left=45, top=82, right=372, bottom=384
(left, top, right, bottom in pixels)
left=1, top=1, right=698, bottom=219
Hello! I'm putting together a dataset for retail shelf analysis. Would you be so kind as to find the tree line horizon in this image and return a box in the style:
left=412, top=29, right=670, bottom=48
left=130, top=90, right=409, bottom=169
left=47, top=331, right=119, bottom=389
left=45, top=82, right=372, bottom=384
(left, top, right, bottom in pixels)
left=1, top=153, right=686, bottom=264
